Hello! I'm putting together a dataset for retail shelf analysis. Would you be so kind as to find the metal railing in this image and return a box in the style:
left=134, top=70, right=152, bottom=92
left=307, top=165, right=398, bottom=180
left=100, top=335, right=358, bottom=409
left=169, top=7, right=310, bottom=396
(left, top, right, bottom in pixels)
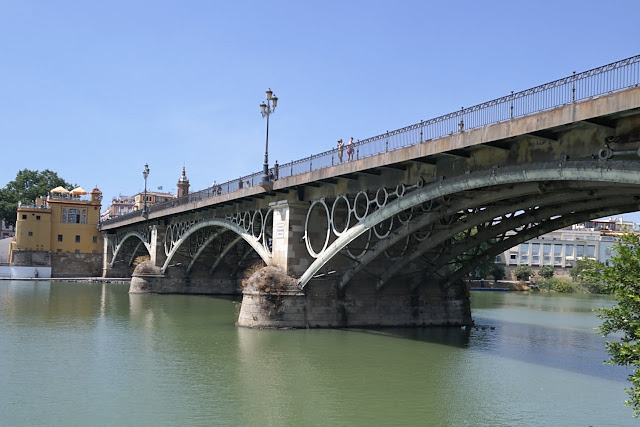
left=102, top=54, right=640, bottom=227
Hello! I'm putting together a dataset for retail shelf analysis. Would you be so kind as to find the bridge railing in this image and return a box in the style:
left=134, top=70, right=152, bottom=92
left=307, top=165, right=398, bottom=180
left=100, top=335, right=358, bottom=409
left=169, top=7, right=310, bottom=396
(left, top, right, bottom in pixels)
left=102, top=54, right=640, bottom=227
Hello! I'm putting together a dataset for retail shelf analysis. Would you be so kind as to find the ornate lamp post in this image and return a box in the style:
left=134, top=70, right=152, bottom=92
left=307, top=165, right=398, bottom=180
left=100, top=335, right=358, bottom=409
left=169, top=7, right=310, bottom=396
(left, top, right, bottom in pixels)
left=142, top=163, right=150, bottom=218
left=259, top=88, right=278, bottom=191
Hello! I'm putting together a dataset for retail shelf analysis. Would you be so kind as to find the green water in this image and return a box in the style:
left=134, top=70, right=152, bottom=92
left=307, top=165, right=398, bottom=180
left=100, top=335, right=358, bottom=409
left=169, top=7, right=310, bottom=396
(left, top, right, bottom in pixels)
left=0, top=281, right=634, bottom=426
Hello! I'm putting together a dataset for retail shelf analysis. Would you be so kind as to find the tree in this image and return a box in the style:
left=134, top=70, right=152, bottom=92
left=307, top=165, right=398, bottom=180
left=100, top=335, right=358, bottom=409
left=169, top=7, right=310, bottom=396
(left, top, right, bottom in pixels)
left=538, top=265, right=554, bottom=279
left=570, top=258, right=606, bottom=293
left=0, top=169, right=74, bottom=226
left=591, top=234, right=640, bottom=416
left=513, top=264, right=534, bottom=281
left=490, top=264, right=506, bottom=282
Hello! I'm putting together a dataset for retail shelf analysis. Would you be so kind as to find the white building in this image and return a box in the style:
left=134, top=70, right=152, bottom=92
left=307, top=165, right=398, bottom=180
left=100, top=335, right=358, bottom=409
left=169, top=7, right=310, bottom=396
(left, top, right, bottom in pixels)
left=1, top=218, right=15, bottom=240
left=497, top=217, right=635, bottom=277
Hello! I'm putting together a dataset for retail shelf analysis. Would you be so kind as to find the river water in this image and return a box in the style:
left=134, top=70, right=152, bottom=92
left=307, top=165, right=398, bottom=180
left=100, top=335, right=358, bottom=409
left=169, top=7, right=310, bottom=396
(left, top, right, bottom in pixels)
left=0, top=281, right=634, bottom=426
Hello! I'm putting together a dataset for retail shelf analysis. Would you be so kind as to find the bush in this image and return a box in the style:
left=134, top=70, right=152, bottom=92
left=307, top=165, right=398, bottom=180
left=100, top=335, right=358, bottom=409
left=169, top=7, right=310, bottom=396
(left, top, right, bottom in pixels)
left=514, top=265, right=534, bottom=281
left=538, top=265, right=554, bottom=279
left=537, top=277, right=580, bottom=293
left=570, top=259, right=607, bottom=293
left=490, top=264, right=506, bottom=281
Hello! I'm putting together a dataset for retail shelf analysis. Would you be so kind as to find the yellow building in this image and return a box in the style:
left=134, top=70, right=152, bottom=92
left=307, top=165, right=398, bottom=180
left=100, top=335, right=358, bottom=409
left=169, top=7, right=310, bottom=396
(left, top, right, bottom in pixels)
left=10, top=186, right=103, bottom=263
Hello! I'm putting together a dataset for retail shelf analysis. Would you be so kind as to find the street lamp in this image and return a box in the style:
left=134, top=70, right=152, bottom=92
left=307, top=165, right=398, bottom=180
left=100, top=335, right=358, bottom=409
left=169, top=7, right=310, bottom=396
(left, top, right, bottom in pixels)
left=142, top=163, right=150, bottom=218
left=260, top=88, right=278, bottom=191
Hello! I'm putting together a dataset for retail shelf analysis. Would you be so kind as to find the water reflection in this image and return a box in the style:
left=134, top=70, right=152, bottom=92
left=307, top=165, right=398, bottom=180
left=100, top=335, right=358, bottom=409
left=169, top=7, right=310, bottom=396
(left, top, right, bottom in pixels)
left=0, top=281, right=635, bottom=425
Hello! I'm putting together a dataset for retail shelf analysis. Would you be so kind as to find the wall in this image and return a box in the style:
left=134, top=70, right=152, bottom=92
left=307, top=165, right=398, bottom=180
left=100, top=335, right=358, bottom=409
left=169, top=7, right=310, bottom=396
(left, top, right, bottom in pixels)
left=11, top=250, right=51, bottom=266
left=50, top=253, right=103, bottom=277
left=14, top=208, right=52, bottom=252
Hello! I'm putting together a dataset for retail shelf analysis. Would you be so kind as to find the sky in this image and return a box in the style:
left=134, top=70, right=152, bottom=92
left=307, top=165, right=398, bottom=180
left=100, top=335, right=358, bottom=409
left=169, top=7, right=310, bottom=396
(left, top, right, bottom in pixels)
left=1, top=0, right=640, bottom=222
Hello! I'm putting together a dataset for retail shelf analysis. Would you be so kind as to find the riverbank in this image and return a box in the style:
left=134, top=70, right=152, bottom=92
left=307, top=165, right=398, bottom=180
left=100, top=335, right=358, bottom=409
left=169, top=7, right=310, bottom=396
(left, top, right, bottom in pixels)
left=0, top=277, right=130, bottom=284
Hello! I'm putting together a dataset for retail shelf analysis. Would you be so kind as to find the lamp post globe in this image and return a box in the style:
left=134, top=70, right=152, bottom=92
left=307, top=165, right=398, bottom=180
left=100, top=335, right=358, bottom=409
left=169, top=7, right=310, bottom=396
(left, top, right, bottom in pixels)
left=142, top=163, right=150, bottom=218
left=260, top=88, right=278, bottom=191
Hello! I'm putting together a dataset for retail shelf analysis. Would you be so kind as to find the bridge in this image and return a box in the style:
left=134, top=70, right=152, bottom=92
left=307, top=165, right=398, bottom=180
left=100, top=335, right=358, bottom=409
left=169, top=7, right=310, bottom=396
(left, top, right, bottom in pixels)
left=101, top=55, right=640, bottom=328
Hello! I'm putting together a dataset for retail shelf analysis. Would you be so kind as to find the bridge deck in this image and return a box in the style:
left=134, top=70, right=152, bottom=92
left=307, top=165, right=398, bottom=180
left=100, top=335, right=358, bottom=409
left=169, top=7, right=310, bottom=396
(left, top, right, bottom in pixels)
left=101, top=85, right=640, bottom=231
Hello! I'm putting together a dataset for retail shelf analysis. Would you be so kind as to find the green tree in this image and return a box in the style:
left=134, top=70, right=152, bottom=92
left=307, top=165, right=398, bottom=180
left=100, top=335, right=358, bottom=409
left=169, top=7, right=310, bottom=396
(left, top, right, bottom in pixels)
left=570, top=258, right=606, bottom=293
left=0, top=169, right=74, bottom=226
left=490, top=264, right=506, bottom=282
left=538, top=265, right=554, bottom=279
left=591, top=234, right=640, bottom=416
left=513, top=264, right=534, bottom=281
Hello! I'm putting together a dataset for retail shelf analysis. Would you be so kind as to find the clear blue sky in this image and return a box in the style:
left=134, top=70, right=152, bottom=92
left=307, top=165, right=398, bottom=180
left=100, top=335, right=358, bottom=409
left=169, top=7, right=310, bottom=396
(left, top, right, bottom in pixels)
left=1, top=1, right=640, bottom=221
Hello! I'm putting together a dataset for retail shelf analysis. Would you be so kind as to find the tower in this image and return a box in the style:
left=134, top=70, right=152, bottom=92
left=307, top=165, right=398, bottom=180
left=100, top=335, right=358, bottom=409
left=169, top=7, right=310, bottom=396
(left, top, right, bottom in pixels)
left=177, top=167, right=190, bottom=198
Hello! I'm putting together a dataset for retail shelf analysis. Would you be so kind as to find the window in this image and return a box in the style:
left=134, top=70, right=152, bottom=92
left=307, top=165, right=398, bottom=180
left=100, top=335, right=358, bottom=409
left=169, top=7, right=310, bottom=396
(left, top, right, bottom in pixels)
left=554, top=257, right=562, bottom=265
left=586, top=245, right=596, bottom=258
left=566, top=245, right=574, bottom=256
left=58, top=235, right=63, bottom=242
left=92, top=250, right=97, bottom=254
left=554, top=245, right=562, bottom=256
left=56, top=249, right=62, bottom=253
left=543, top=256, right=551, bottom=264
left=521, top=256, right=528, bottom=263
left=74, top=249, right=80, bottom=254
left=531, top=243, right=540, bottom=255
left=92, top=236, right=98, bottom=244
left=576, top=245, right=585, bottom=258
left=75, top=235, right=80, bottom=243
left=36, top=216, right=41, bottom=220
left=510, top=254, right=517, bottom=261
left=28, top=231, right=33, bottom=236
left=22, top=214, right=27, bottom=219
left=532, top=256, right=539, bottom=264
left=520, top=244, right=529, bottom=255
left=63, top=209, right=86, bottom=224
left=543, top=244, right=551, bottom=256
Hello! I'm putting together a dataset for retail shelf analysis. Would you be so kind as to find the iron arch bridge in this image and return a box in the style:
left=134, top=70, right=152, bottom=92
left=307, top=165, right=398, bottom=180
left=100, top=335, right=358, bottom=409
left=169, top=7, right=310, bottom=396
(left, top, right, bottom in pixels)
left=100, top=59, right=640, bottom=328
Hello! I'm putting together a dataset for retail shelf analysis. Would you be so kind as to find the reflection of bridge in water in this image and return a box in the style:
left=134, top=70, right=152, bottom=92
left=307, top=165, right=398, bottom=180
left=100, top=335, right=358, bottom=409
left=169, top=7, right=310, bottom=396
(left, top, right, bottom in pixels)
left=101, top=55, right=640, bottom=328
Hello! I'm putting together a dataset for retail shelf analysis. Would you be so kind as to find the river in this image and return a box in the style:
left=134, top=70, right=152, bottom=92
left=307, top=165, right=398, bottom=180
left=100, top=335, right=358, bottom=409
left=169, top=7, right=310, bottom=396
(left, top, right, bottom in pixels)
left=0, top=281, right=634, bottom=426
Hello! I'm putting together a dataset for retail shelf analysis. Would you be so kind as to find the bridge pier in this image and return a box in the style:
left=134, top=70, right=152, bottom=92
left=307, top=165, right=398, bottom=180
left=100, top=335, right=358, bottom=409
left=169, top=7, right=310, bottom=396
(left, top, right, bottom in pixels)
left=237, top=200, right=472, bottom=328
left=237, top=273, right=471, bottom=329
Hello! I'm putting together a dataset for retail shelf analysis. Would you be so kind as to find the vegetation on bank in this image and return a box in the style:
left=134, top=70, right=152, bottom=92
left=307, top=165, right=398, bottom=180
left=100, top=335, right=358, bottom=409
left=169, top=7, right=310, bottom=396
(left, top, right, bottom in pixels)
left=475, top=259, right=610, bottom=294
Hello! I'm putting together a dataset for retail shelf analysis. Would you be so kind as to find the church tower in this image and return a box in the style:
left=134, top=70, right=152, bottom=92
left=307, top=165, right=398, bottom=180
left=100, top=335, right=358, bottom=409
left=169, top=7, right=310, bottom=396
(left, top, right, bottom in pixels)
left=177, top=166, right=190, bottom=198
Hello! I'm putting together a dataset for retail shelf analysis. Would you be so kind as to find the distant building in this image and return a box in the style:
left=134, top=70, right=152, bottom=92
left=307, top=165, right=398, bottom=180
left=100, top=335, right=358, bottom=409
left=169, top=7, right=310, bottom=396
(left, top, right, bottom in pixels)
left=101, top=195, right=135, bottom=222
left=177, top=166, right=190, bottom=198
left=133, top=191, right=177, bottom=211
left=9, top=186, right=104, bottom=277
left=497, top=217, right=636, bottom=278
left=1, top=218, right=15, bottom=239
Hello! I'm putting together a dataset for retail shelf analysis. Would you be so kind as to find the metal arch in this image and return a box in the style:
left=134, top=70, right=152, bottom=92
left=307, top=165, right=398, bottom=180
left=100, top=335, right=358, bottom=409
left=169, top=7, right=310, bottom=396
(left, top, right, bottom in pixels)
left=297, top=160, right=640, bottom=288
left=161, top=218, right=271, bottom=274
left=335, top=185, right=574, bottom=289
left=109, top=231, right=152, bottom=267
left=447, top=201, right=640, bottom=286
left=412, top=194, right=639, bottom=288
left=185, top=229, right=229, bottom=275
left=128, top=241, right=143, bottom=267
left=209, top=236, right=243, bottom=275
left=231, top=246, right=257, bottom=278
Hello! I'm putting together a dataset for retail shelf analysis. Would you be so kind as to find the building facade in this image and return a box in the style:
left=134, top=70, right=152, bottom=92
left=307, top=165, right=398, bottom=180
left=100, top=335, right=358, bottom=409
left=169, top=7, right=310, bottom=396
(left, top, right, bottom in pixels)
left=1, top=218, right=15, bottom=239
left=133, top=191, right=177, bottom=211
left=497, top=217, right=636, bottom=277
left=101, top=195, right=135, bottom=222
left=9, top=186, right=104, bottom=276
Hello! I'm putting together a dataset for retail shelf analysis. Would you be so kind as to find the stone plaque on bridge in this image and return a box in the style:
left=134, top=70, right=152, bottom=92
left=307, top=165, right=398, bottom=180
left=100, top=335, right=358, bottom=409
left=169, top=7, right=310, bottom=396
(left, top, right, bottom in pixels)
left=276, top=223, right=285, bottom=240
